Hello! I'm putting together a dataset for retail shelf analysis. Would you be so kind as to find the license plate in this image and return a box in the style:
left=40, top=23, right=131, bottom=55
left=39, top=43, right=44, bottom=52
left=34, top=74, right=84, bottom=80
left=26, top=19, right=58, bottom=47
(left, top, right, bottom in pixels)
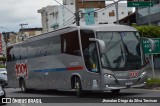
left=125, top=82, right=133, bottom=86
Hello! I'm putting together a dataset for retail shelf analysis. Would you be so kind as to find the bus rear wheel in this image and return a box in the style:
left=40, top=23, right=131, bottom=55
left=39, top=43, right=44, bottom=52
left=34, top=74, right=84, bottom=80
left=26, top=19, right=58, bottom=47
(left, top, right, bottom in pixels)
left=111, top=89, right=120, bottom=94
left=20, top=79, right=28, bottom=93
left=75, top=77, right=83, bottom=97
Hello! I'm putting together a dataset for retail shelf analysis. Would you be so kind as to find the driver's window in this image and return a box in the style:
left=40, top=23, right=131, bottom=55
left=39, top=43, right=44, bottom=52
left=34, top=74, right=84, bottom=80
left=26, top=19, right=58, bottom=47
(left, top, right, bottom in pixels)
left=88, top=43, right=99, bottom=72
left=80, top=30, right=100, bottom=73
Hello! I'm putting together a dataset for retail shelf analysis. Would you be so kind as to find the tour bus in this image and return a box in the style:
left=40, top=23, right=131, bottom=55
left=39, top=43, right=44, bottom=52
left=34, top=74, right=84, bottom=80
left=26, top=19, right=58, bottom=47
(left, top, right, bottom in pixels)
left=6, top=24, right=152, bottom=97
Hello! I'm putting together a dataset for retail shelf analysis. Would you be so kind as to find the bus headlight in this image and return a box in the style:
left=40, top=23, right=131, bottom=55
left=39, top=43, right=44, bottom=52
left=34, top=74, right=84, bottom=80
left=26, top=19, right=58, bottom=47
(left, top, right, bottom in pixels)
left=104, top=74, right=116, bottom=80
left=140, top=71, right=146, bottom=78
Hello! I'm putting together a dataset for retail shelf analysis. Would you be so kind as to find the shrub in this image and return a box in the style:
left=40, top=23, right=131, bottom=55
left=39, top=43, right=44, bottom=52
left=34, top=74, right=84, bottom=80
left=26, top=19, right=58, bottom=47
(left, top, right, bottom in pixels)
left=133, top=25, right=160, bottom=38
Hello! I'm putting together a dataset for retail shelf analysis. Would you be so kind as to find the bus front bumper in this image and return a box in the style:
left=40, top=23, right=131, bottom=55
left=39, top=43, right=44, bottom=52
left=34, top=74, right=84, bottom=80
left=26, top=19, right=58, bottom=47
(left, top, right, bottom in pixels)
left=104, top=82, right=146, bottom=90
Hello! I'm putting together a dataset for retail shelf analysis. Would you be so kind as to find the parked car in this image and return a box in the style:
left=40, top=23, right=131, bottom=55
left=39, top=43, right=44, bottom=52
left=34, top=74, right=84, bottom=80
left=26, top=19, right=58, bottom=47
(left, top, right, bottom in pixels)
left=0, top=68, right=7, bottom=87
left=0, top=68, right=7, bottom=75
left=0, top=83, right=6, bottom=105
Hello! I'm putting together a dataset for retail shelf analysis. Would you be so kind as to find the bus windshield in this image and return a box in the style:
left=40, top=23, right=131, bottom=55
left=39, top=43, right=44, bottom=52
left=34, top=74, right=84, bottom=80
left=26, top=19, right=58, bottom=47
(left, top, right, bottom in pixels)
left=97, top=32, right=142, bottom=71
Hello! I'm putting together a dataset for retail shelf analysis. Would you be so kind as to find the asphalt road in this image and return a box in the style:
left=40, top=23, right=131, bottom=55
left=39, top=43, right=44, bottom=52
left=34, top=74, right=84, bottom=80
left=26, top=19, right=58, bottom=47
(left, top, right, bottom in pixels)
left=3, top=88, right=160, bottom=106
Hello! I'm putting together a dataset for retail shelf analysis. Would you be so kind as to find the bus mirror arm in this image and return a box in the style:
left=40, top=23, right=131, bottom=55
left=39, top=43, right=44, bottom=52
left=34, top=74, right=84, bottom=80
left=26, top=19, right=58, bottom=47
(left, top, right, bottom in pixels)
left=89, top=38, right=106, bottom=54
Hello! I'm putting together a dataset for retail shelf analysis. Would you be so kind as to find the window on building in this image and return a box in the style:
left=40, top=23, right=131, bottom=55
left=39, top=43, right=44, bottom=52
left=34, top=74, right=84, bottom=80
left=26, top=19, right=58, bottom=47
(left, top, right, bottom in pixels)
left=81, top=13, right=84, bottom=18
left=94, top=12, right=97, bottom=18
left=128, top=11, right=132, bottom=15
left=109, top=10, right=115, bottom=17
left=122, top=12, right=124, bottom=14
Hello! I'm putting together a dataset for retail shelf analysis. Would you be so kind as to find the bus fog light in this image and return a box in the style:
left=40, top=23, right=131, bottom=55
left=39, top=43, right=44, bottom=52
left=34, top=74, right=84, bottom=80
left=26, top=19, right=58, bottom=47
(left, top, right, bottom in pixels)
left=106, top=85, right=108, bottom=88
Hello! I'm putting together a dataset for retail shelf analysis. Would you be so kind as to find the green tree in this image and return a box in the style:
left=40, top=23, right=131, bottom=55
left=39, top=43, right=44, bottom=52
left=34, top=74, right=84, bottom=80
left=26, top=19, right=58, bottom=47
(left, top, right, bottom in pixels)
left=133, top=25, right=160, bottom=38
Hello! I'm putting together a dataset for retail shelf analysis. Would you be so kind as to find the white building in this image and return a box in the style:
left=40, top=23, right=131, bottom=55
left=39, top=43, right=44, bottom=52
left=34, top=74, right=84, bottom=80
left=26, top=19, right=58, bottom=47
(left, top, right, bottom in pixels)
left=38, top=5, right=76, bottom=33
left=38, top=1, right=133, bottom=33
left=63, top=0, right=75, bottom=5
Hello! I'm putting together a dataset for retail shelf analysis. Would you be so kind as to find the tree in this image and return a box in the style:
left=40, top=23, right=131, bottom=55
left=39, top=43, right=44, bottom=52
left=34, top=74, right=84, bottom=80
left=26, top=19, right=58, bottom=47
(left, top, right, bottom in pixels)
left=132, top=25, right=160, bottom=38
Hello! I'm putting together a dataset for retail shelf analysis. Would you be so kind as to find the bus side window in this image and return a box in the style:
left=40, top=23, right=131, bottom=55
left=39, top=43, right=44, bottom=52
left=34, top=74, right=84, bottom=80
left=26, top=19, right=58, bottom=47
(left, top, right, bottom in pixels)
left=7, top=46, right=13, bottom=62
left=61, top=30, right=81, bottom=56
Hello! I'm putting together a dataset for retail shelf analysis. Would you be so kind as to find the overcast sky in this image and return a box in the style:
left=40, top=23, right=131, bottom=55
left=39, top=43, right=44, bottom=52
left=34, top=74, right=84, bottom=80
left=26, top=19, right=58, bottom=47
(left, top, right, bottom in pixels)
left=0, top=0, right=127, bottom=33
left=0, top=0, right=62, bottom=32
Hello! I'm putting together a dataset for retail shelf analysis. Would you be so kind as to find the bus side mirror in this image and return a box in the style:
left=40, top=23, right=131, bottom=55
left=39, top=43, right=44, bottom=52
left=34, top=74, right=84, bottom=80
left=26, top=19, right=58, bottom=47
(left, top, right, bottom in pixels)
left=89, top=38, right=105, bottom=54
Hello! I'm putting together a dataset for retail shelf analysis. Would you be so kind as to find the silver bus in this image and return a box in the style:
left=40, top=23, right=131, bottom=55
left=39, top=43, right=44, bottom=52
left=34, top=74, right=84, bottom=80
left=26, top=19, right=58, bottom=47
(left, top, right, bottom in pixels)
left=6, top=25, right=150, bottom=96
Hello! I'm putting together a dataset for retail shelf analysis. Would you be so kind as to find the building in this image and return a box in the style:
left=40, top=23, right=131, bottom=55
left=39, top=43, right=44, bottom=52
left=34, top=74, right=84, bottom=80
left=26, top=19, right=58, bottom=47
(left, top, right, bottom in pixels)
left=17, top=28, right=42, bottom=42
left=1, top=32, right=17, bottom=56
left=137, top=0, right=160, bottom=25
left=63, top=0, right=75, bottom=5
left=38, top=2, right=133, bottom=33
left=38, top=5, right=75, bottom=33
left=118, top=12, right=136, bottom=26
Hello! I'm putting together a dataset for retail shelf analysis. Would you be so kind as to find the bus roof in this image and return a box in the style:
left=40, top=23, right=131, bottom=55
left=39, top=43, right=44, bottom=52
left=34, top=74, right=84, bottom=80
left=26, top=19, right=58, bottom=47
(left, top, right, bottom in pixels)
left=79, top=24, right=137, bottom=32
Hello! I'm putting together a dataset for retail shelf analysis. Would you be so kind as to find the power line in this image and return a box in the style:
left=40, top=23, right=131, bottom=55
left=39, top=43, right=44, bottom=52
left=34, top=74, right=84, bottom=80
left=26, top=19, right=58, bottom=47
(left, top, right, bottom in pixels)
left=59, top=18, right=76, bottom=28
left=59, top=16, right=75, bottom=28
left=54, top=0, right=75, bottom=15
left=59, top=1, right=120, bottom=28
left=19, top=0, right=56, bottom=26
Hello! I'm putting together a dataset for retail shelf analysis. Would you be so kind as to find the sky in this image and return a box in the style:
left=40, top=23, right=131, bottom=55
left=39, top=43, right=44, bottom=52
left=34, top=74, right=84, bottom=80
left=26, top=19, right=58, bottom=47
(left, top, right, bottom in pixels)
left=0, top=0, right=62, bottom=32
left=0, top=0, right=127, bottom=33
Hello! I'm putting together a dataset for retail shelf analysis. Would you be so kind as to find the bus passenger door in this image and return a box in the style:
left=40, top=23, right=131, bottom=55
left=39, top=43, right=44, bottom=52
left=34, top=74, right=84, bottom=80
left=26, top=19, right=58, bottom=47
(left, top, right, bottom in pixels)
left=80, top=30, right=101, bottom=90
left=83, top=43, right=101, bottom=90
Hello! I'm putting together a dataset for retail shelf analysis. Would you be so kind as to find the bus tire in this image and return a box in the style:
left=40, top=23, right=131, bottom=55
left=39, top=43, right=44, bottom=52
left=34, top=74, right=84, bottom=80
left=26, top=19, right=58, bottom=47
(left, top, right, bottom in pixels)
left=20, top=79, right=28, bottom=93
left=75, top=77, right=83, bottom=97
left=111, top=89, right=120, bottom=95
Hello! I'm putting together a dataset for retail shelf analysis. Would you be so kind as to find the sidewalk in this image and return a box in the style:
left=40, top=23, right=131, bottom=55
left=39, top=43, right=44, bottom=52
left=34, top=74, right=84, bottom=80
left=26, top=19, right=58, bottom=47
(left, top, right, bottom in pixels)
left=144, top=68, right=160, bottom=90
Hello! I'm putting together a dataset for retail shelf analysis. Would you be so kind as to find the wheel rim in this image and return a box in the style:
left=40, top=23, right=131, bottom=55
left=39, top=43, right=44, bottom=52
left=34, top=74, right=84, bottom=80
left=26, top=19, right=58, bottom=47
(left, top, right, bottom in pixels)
left=21, top=81, right=25, bottom=92
left=75, top=82, right=80, bottom=91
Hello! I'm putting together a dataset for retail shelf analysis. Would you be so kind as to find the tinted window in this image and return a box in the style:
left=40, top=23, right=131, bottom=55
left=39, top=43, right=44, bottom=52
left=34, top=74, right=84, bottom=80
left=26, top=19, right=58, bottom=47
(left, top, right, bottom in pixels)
left=61, top=30, right=81, bottom=56
left=80, top=30, right=100, bottom=73
left=50, top=36, right=61, bottom=55
left=7, top=46, right=13, bottom=62
left=13, top=46, right=20, bottom=61
left=20, top=44, right=28, bottom=60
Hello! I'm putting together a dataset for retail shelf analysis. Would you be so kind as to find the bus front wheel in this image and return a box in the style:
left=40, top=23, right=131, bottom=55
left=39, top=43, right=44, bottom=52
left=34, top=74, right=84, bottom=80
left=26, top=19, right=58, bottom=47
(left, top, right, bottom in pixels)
left=75, top=77, right=83, bottom=97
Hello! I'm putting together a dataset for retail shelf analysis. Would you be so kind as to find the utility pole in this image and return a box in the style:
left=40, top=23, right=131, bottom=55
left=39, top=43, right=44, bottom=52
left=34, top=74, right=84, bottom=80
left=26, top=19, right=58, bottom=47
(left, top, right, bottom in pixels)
left=19, top=23, right=28, bottom=41
left=20, top=23, right=28, bottom=34
left=75, top=0, right=80, bottom=26
left=114, top=1, right=119, bottom=24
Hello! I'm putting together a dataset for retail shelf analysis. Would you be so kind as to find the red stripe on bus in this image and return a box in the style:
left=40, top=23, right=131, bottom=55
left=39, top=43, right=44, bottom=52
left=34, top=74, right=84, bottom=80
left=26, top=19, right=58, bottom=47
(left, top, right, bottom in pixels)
left=67, top=66, right=84, bottom=71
